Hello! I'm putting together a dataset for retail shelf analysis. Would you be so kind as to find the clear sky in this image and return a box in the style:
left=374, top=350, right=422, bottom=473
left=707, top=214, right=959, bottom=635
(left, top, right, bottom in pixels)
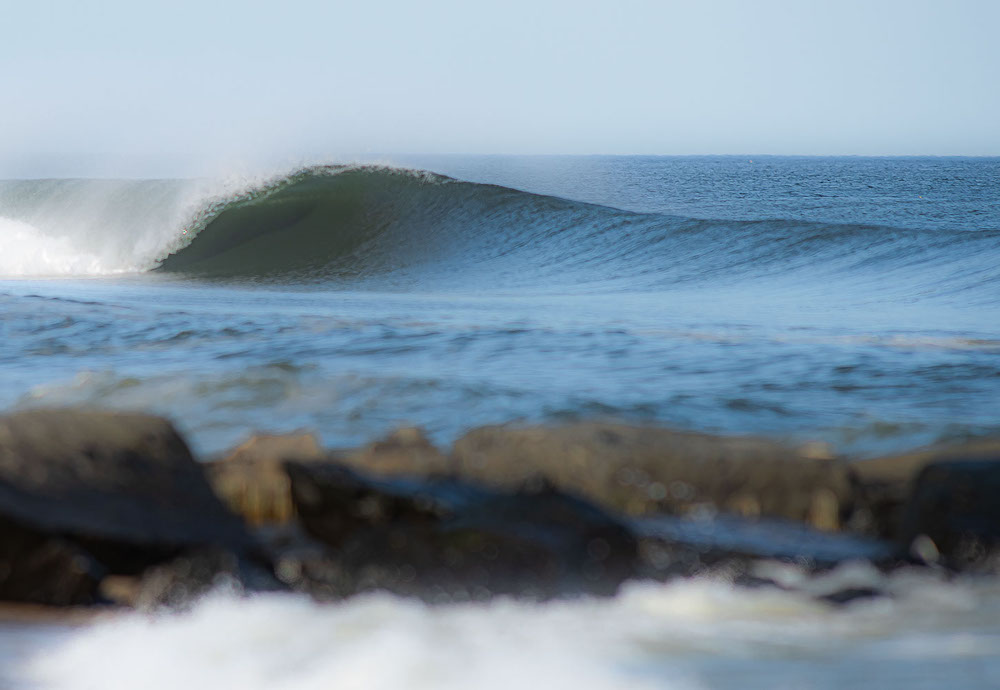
left=2, top=0, right=998, bottom=173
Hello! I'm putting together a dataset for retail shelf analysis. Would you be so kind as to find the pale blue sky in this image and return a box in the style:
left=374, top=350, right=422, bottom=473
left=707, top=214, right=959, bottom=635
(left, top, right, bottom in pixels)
left=2, top=0, right=998, bottom=172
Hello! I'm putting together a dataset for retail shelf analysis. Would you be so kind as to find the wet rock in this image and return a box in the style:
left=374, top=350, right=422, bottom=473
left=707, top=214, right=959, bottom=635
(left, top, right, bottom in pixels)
left=899, top=458, right=1000, bottom=571
left=0, top=515, right=105, bottom=606
left=848, top=438, right=1000, bottom=540
left=0, top=409, right=260, bottom=605
left=284, top=461, right=638, bottom=600
left=451, top=423, right=850, bottom=529
left=252, top=522, right=333, bottom=593
left=335, top=427, right=450, bottom=477
left=0, top=603, right=108, bottom=625
left=817, top=587, right=885, bottom=606
left=632, top=513, right=898, bottom=581
left=209, top=428, right=450, bottom=526
left=208, top=431, right=328, bottom=525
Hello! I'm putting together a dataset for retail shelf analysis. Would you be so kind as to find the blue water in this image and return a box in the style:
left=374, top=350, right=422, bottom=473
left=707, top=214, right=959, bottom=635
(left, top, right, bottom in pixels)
left=1, top=156, right=998, bottom=458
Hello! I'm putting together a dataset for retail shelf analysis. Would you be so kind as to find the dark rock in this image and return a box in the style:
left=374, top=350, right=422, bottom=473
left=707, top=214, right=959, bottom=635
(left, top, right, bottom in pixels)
left=632, top=513, right=899, bottom=580
left=0, top=515, right=105, bottom=606
left=284, top=461, right=638, bottom=600
left=450, top=423, right=849, bottom=529
left=900, top=459, right=1000, bottom=571
left=0, top=409, right=253, bottom=549
left=847, top=438, right=1000, bottom=540
left=817, top=587, right=886, bottom=606
left=0, top=409, right=262, bottom=605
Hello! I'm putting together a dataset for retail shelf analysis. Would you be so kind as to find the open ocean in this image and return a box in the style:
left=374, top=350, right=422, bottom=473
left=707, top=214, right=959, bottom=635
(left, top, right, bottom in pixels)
left=2, top=155, right=999, bottom=688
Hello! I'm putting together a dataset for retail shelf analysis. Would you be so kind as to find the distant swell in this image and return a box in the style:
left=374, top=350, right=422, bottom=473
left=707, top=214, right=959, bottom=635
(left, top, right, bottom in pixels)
left=2, top=165, right=998, bottom=300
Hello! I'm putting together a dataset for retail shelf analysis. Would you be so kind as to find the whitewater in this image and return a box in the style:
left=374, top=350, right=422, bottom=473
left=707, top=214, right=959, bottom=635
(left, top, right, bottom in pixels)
left=6, top=571, right=1000, bottom=690
left=2, top=155, right=999, bottom=688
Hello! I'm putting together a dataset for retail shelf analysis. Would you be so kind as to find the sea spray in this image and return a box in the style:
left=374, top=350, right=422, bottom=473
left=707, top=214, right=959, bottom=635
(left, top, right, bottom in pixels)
left=0, top=217, right=105, bottom=276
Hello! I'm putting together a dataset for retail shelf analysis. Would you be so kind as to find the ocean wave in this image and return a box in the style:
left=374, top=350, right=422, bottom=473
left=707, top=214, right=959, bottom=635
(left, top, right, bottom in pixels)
left=159, top=166, right=1000, bottom=299
left=1, top=165, right=998, bottom=299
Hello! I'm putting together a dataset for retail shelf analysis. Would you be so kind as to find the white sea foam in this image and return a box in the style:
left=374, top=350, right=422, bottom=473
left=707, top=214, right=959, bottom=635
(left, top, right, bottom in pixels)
left=0, top=217, right=108, bottom=276
left=9, top=573, right=1000, bottom=690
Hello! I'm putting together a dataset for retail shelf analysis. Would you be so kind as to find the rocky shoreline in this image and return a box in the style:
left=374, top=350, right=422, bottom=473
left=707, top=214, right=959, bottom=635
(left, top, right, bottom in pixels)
left=1, top=408, right=998, bottom=618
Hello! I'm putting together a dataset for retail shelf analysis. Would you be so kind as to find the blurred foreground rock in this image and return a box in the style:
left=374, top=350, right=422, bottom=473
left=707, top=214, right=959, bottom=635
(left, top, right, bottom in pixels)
left=334, top=426, right=451, bottom=476
left=0, top=409, right=267, bottom=606
left=282, top=462, right=637, bottom=600
left=2, top=408, right=999, bottom=614
left=0, top=517, right=104, bottom=605
left=848, top=439, right=1000, bottom=569
left=899, top=459, right=1000, bottom=571
left=208, top=428, right=450, bottom=526
left=208, top=431, right=328, bottom=526
left=848, top=439, right=1000, bottom=534
left=451, top=423, right=849, bottom=529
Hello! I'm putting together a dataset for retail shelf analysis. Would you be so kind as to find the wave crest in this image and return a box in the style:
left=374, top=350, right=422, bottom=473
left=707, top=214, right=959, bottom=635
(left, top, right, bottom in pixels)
left=2, top=164, right=998, bottom=300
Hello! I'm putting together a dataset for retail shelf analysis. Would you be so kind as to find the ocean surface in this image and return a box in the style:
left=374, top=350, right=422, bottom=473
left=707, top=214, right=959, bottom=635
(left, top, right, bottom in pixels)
left=2, top=155, right=999, bottom=687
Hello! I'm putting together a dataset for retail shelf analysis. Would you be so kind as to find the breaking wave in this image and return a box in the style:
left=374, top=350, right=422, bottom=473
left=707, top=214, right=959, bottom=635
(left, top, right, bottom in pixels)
left=1, top=165, right=998, bottom=299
